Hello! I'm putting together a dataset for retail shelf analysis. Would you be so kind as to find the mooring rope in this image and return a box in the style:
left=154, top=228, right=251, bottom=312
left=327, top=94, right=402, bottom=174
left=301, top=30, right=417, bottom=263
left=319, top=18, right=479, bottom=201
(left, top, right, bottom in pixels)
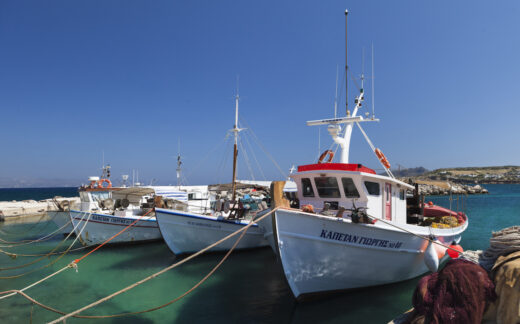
left=0, top=211, right=92, bottom=279
left=0, top=213, right=51, bottom=243
left=0, top=212, right=88, bottom=272
left=0, top=208, right=277, bottom=321
left=460, top=226, right=520, bottom=271
left=0, top=211, right=89, bottom=270
left=0, top=217, right=73, bottom=248
left=0, top=208, right=156, bottom=300
left=48, top=207, right=278, bottom=323
left=72, top=208, right=154, bottom=264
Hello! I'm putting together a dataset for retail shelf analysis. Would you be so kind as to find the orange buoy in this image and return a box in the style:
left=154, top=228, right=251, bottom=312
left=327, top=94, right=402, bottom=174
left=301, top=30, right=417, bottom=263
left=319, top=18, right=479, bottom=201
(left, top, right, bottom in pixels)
left=447, top=242, right=464, bottom=258
left=301, top=204, right=315, bottom=213
left=317, top=150, right=334, bottom=164
left=374, top=148, right=391, bottom=169
left=98, top=179, right=112, bottom=189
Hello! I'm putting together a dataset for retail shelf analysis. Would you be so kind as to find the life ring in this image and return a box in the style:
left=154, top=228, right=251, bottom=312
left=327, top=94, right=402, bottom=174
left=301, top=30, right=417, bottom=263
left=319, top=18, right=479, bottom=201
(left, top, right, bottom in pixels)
left=98, top=179, right=112, bottom=188
left=375, top=148, right=391, bottom=169
left=318, top=150, right=334, bottom=164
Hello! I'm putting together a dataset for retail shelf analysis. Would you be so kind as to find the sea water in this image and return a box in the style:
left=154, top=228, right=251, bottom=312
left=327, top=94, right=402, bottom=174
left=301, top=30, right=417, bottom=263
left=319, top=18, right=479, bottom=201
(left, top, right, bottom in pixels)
left=0, top=184, right=518, bottom=323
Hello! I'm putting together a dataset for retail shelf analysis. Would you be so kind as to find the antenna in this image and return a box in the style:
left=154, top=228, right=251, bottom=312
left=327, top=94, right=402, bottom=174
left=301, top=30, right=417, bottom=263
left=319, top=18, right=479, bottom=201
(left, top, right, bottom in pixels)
left=371, top=43, right=375, bottom=119
left=345, top=9, right=349, bottom=116
left=361, top=46, right=365, bottom=91
left=334, top=65, right=339, bottom=118
left=176, top=138, right=182, bottom=186
left=318, top=127, right=321, bottom=156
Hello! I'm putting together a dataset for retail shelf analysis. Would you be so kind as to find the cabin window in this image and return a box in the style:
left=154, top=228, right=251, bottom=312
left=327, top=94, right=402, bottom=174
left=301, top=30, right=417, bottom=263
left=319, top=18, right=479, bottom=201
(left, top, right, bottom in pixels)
left=301, top=178, right=315, bottom=197
left=91, top=191, right=110, bottom=202
left=364, top=181, right=380, bottom=196
left=341, top=178, right=360, bottom=198
left=315, top=177, right=341, bottom=198
left=399, top=190, right=405, bottom=200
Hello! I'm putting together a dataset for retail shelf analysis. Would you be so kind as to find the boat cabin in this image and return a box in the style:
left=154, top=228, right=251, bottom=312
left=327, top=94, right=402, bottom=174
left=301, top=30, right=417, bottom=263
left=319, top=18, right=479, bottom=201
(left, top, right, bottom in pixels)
left=291, top=163, right=414, bottom=224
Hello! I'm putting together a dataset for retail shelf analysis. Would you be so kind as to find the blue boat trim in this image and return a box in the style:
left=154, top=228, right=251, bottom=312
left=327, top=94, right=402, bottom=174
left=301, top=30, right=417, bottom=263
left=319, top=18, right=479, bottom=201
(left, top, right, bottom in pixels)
left=70, top=210, right=156, bottom=222
left=155, top=208, right=258, bottom=227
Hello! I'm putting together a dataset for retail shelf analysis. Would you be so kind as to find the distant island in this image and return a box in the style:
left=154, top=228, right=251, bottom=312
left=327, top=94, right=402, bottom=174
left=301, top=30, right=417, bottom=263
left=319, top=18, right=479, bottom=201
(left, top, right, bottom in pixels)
left=393, top=166, right=520, bottom=196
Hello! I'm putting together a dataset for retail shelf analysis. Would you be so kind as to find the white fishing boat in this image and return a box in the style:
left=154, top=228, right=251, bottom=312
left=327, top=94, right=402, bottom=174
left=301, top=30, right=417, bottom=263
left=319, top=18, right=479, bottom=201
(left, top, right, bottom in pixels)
left=258, top=10, right=469, bottom=299
left=155, top=90, right=271, bottom=255
left=50, top=166, right=116, bottom=235
left=70, top=186, right=188, bottom=246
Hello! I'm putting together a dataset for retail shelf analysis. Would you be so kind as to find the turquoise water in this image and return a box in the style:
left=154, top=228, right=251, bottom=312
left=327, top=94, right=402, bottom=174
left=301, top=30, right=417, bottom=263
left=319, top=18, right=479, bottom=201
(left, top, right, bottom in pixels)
left=0, top=185, right=518, bottom=323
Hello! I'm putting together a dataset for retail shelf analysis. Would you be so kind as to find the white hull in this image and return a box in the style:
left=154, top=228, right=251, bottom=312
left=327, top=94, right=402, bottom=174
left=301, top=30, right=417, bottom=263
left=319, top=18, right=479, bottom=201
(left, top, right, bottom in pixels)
left=48, top=211, right=74, bottom=234
left=155, top=208, right=268, bottom=255
left=265, top=208, right=467, bottom=299
left=70, top=210, right=161, bottom=246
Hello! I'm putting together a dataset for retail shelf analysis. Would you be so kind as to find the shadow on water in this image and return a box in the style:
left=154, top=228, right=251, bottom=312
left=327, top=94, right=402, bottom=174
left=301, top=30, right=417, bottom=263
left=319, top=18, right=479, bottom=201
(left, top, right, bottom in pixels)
left=168, top=247, right=419, bottom=323
left=99, top=242, right=175, bottom=271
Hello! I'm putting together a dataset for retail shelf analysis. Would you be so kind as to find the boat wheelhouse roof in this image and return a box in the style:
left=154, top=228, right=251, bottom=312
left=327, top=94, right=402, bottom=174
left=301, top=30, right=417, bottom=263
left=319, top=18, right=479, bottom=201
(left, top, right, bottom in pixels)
left=297, top=163, right=376, bottom=174
left=293, top=163, right=414, bottom=190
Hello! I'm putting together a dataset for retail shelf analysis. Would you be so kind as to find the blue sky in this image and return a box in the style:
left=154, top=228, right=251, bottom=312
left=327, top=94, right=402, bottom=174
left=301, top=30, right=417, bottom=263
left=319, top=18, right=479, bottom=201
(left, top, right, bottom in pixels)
left=0, top=1, right=519, bottom=187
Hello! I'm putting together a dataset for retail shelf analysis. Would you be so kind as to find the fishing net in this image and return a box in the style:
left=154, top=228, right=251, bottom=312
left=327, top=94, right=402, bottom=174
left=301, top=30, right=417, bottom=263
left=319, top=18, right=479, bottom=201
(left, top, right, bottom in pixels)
left=411, top=259, right=496, bottom=324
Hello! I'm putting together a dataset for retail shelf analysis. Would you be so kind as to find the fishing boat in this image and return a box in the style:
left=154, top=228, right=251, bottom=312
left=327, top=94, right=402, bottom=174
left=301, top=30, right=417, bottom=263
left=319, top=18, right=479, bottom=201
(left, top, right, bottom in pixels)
left=258, top=10, right=469, bottom=299
left=70, top=185, right=188, bottom=246
left=155, top=91, right=270, bottom=255
left=49, top=165, right=116, bottom=235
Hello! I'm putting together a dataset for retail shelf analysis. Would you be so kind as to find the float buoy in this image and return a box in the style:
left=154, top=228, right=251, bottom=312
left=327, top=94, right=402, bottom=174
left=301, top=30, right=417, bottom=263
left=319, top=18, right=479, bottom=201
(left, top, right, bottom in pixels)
left=98, top=179, right=112, bottom=188
left=424, top=239, right=440, bottom=272
left=447, top=242, right=464, bottom=258
left=317, top=150, right=334, bottom=164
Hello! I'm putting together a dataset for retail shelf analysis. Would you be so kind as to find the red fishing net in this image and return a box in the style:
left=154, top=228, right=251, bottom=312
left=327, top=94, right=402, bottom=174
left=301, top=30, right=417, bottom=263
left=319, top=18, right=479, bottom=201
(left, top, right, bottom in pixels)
left=411, top=259, right=496, bottom=324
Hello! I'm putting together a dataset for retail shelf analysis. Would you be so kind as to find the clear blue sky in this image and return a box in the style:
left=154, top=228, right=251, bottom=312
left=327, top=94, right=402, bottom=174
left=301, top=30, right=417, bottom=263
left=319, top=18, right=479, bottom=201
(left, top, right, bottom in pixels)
left=1, top=1, right=519, bottom=187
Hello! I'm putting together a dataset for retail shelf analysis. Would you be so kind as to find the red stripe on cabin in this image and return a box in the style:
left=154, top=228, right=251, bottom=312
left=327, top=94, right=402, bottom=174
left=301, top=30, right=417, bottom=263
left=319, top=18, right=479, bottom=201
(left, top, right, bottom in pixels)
left=297, top=163, right=376, bottom=174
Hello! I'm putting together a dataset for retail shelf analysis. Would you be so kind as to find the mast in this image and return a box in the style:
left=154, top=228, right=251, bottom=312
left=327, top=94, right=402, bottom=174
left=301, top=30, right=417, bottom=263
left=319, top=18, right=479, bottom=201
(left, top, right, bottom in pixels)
left=231, top=83, right=241, bottom=203
left=345, top=9, right=349, bottom=116
left=338, top=8, right=359, bottom=163
left=176, top=138, right=182, bottom=187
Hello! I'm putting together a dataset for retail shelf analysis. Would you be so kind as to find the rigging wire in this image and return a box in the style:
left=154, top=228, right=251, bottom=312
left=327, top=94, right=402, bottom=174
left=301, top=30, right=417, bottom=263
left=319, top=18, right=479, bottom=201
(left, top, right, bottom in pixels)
left=237, top=135, right=255, bottom=181
left=242, top=129, right=267, bottom=181
left=238, top=117, right=287, bottom=179
left=182, top=134, right=229, bottom=182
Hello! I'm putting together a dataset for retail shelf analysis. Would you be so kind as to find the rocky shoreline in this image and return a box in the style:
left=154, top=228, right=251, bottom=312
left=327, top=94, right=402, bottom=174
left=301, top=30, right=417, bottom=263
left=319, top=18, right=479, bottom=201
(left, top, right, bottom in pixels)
left=0, top=197, right=79, bottom=221
left=417, top=183, right=488, bottom=196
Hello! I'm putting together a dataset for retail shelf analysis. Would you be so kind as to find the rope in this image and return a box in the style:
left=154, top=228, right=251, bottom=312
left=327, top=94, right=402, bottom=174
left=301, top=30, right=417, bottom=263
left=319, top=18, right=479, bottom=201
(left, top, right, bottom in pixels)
left=0, top=217, right=73, bottom=248
left=0, top=213, right=50, bottom=243
left=48, top=207, right=278, bottom=323
left=72, top=208, right=154, bottom=264
left=0, top=245, right=90, bottom=258
left=0, top=211, right=92, bottom=278
left=460, top=226, right=520, bottom=271
left=0, top=211, right=88, bottom=271
left=0, top=263, right=74, bottom=300
left=0, top=208, right=155, bottom=300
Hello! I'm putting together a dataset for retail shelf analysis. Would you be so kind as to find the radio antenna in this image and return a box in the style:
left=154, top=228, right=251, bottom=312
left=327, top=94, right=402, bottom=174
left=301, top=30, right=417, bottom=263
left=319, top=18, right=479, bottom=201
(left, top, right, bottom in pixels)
left=371, top=43, right=375, bottom=118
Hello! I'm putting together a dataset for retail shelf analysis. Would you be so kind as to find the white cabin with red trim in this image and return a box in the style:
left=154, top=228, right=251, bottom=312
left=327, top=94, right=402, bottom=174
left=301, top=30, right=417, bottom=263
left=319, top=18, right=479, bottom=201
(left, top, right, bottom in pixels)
left=290, top=163, right=414, bottom=224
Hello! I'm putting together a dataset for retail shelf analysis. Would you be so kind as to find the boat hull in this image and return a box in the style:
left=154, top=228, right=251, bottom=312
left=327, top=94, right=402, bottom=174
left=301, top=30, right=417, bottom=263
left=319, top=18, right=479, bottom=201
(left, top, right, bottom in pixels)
left=70, top=210, right=161, bottom=246
left=155, top=208, right=268, bottom=255
left=48, top=211, right=74, bottom=235
left=268, top=208, right=467, bottom=299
